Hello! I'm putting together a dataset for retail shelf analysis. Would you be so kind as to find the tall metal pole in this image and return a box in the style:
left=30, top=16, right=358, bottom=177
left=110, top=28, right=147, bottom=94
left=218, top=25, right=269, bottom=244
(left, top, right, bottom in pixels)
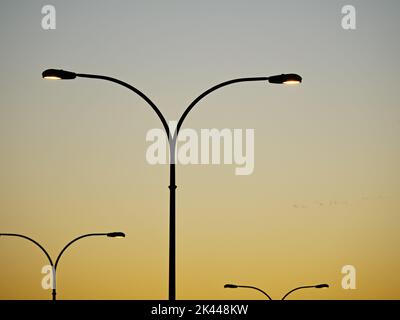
left=168, top=142, right=177, bottom=300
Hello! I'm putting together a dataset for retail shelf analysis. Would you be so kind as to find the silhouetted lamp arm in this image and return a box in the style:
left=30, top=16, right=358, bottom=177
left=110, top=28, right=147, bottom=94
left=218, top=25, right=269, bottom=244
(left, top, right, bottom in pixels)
left=0, top=233, right=53, bottom=266
left=176, top=73, right=302, bottom=137
left=224, top=284, right=273, bottom=300
left=281, top=284, right=329, bottom=300
left=176, top=77, right=268, bottom=137
left=41, top=69, right=170, bottom=137
left=54, top=232, right=125, bottom=270
left=77, top=73, right=171, bottom=138
left=0, top=233, right=56, bottom=300
left=51, top=232, right=125, bottom=301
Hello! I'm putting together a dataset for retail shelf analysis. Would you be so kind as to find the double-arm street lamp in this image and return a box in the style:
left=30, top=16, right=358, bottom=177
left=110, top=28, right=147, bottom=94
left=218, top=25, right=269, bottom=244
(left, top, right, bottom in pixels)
left=0, top=232, right=125, bottom=300
left=224, top=283, right=329, bottom=300
left=42, top=69, right=302, bottom=300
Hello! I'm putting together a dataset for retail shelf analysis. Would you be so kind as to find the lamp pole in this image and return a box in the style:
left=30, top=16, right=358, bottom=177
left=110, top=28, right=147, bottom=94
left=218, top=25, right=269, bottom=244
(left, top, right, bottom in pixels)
left=42, top=69, right=302, bottom=300
left=0, top=232, right=125, bottom=300
left=224, top=283, right=329, bottom=300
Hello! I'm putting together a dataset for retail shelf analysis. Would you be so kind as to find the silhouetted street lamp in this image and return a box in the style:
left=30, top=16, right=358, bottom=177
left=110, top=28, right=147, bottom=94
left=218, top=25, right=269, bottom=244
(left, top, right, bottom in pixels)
left=224, top=284, right=272, bottom=300
left=0, top=232, right=125, bottom=300
left=224, top=283, right=329, bottom=300
left=42, top=68, right=302, bottom=300
left=281, top=283, right=329, bottom=300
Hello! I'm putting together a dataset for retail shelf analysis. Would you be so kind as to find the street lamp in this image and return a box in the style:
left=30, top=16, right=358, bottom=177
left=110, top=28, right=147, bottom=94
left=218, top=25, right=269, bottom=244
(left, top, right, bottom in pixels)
left=224, top=283, right=329, bottom=300
left=0, top=232, right=125, bottom=300
left=42, top=68, right=302, bottom=300
left=281, top=283, right=329, bottom=300
left=107, top=232, right=126, bottom=238
left=224, top=284, right=273, bottom=300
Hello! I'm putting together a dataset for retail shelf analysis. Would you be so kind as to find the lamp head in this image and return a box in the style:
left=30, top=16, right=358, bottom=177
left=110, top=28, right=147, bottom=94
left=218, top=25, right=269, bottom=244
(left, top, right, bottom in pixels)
left=107, top=232, right=126, bottom=238
left=268, top=73, right=302, bottom=85
left=224, top=284, right=238, bottom=289
left=42, top=69, right=76, bottom=80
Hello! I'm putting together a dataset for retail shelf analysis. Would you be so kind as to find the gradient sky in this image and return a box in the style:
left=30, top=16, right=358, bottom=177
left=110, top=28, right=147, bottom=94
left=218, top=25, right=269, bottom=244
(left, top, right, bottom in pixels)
left=0, top=0, right=399, bottom=300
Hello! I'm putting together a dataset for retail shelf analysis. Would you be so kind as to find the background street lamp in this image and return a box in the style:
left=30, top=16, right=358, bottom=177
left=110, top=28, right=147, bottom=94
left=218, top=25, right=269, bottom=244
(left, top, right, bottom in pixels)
left=0, top=232, right=125, bottom=300
left=42, top=69, right=302, bottom=300
left=224, top=284, right=273, bottom=300
left=224, top=283, right=329, bottom=300
left=282, top=283, right=329, bottom=300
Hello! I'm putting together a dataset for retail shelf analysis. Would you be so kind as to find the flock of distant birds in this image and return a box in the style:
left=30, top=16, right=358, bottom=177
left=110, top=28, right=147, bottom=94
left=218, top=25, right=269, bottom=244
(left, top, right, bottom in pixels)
left=292, top=194, right=392, bottom=209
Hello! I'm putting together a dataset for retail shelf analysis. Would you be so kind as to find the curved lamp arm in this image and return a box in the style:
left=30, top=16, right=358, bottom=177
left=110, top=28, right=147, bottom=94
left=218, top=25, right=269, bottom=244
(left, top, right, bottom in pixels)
left=54, top=233, right=110, bottom=270
left=76, top=73, right=170, bottom=138
left=0, top=233, right=53, bottom=266
left=42, top=69, right=170, bottom=138
left=175, top=77, right=269, bottom=139
left=224, top=284, right=273, bottom=300
left=240, top=285, right=273, bottom=300
left=282, top=284, right=329, bottom=300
